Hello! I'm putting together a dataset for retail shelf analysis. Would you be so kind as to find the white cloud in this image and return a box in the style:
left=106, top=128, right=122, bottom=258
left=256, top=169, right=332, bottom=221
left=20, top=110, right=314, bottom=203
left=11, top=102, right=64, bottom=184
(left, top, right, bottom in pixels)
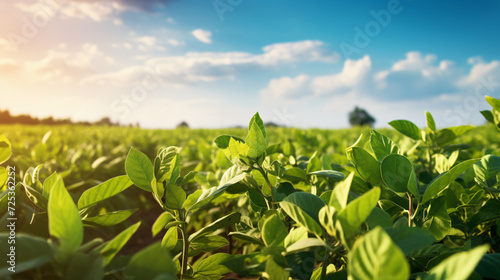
left=135, top=36, right=166, bottom=51
left=0, top=38, right=12, bottom=52
left=83, top=40, right=339, bottom=86
left=15, top=0, right=125, bottom=23
left=192, top=29, right=212, bottom=44
left=261, top=52, right=500, bottom=103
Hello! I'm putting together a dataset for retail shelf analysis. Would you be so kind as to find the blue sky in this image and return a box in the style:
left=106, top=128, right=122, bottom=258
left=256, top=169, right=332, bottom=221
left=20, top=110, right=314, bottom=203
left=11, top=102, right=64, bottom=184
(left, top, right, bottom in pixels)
left=0, top=0, right=499, bottom=128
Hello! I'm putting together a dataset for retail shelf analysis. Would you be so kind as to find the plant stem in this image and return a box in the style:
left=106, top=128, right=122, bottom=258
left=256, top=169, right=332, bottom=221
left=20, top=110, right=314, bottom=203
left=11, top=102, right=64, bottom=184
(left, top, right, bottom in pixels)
left=179, top=211, right=189, bottom=279
left=320, top=249, right=329, bottom=279
left=256, top=164, right=275, bottom=207
left=407, top=193, right=413, bottom=227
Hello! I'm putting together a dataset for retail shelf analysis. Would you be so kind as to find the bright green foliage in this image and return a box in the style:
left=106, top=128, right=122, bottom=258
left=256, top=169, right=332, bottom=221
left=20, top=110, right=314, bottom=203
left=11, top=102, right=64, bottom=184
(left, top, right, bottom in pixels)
left=349, top=227, right=410, bottom=280
left=48, top=173, right=83, bottom=262
left=1, top=97, right=500, bottom=280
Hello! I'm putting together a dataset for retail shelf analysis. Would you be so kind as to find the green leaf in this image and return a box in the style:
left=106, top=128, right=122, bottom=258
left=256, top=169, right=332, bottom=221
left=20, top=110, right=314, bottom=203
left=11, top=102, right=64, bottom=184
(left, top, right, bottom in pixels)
left=282, top=192, right=326, bottom=224
left=349, top=227, right=409, bottom=280
left=228, top=232, right=265, bottom=247
left=486, top=95, right=500, bottom=111
left=426, top=111, right=437, bottom=132
left=346, top=147, right=383, bottom=186
left=329, top=172, right=354, bottom=210
left=480, top=110, right=494, bottom=124
left=285, top=238, right=327, bottom=254
left=469, top=199, right=500, bottom=228
left=189, top=212, right=241, bottom=242
left=78, top=175, right=133, bottom=209
left=381, top=154, right=414, bottom=193
left=192, top=253, right=232, bottom=280
left=336, top=187, right=380, bottom=240
left=370, top=130, right=400, bottom=161
left=475, top=253, right=500, bottom=280
left=389, top=120, right=422, bottom=141
left=23, top=184, right=48, bottom=210
left=385, top=227, right=435, bottom=255
left=246, top=113, right=267, bottom=158
left=125, top=147, right=154, bottom=192
left=65, top=253, right=104, bottom=280
left=83, top=209, right=137, bottom=227
left=424, top=245, right=489, bottom=280
left=161, top=227, right=178, bottom=251
left=48, top=174, right=83, bottom=262
left=281, top=167, right=309, bottom=183
left=0, top=233, right=54, bottom=277
left=365, top=207, right=393, bottom=229
left=473, top=155, right=500, bottom=187
left=164, top=184, right=186, bottom=210
left=152, top=212, right=173, bottom=237
left=421, top=159, right=479, bottom=204
left=0, top=135, right=12, bottom=164
left=214, top=135, right=247, bottom=164
left=423, top=196, right=451, bottom=241
left=43, top=172, right=65, bottom=198
left=307, top=152, right=323, bottom=173
left=262, top=214, right=288, bottom=247
left=280, top=200, right=323, bottom=236
left=190, top=178, right=246, bottom=212
left=98, top=222, right=140, bottom=266
left=266, top=258, right=290, bottom=280
left=190, top=235, right=229, bottom=252
left=284, top=227, right=308, bottom=248
left=309, top=170, right=345, bottom=181
left=436, top=126, right=474, bottom=146
left=125, top=243, right=176, bottom=280
left=249, top=112, right=267, bottom=138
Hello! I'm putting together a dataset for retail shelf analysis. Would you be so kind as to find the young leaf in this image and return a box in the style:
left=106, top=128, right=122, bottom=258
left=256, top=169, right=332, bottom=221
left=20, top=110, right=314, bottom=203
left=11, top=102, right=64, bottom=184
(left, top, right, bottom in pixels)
left=261, top=214, right=288, bottom=247
left=421, top=159, right=479, bottom=204
left=48, top=175, right=83, bottom=262
left=423, top=196, right=451, bottom=241
left=384, top=227, right=435, bottom=255
left=336, top=187, right=380, bottom=240
left=265, top=258, right=290, bottom=280
left=192, top=253, right=232, bottom=280
left=485, top=95, right=500, bottom=111
left=424, top=245, right=489, bottom=280
left=78, top=175, right=133, bottom=209
left=125, top=243, right=176, bottom=279
left=369, top=130, right=400, bottom=161
left=0, top=135, right=12, bottom=165
left=280, top=200, right=323, bottom=236
left=389, top=120, right=422, bottom=141
left=381, top=154, right=414, bottom=194
left=426, top=111, right=437, bottom=132
left=83, top=209, right=137, bottom=227
left=246, top=116, right=267, bottom=158
left=98, top=222, right=140, bottom=266
left=346, top=147, right=383, bottom=186
left=189, top=212, right=241, bottom=242
left=349, top=227, right=410, bottom=280
left=43, top=172, right=64, bottom=198
left=125, top=147, right=154, bottom=192
left=329, top=172, right=354, bottom=210
left=161, top=227, right=178, bottom=251
left=152, top=212, right=173, bottom=237
left=164, top=184, right=186, bottom=210
left=473, top=155, right=500, bottom=187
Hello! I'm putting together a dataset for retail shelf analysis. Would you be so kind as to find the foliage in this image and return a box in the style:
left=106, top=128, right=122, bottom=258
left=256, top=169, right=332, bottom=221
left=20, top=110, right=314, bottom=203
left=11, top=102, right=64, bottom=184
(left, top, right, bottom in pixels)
left=0, top=96, right=499, bottom=279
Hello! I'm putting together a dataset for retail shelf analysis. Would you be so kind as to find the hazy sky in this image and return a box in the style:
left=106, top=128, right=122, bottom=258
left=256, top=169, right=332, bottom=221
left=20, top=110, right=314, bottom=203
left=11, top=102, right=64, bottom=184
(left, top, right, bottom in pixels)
left=0, top=0, right=499, bottom=128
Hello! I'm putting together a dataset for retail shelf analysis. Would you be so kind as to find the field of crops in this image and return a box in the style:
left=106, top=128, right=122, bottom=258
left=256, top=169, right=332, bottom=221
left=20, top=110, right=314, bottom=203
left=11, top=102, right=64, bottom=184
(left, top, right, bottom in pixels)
left=1, top=96, right=500, bottom=280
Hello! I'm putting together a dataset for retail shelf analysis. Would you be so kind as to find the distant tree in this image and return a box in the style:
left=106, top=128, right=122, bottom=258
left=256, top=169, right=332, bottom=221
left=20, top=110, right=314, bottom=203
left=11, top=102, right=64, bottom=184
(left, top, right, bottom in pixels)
left=349, top=106, right=376, bottom=127
left=176, top=121, right=189, bottom=129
